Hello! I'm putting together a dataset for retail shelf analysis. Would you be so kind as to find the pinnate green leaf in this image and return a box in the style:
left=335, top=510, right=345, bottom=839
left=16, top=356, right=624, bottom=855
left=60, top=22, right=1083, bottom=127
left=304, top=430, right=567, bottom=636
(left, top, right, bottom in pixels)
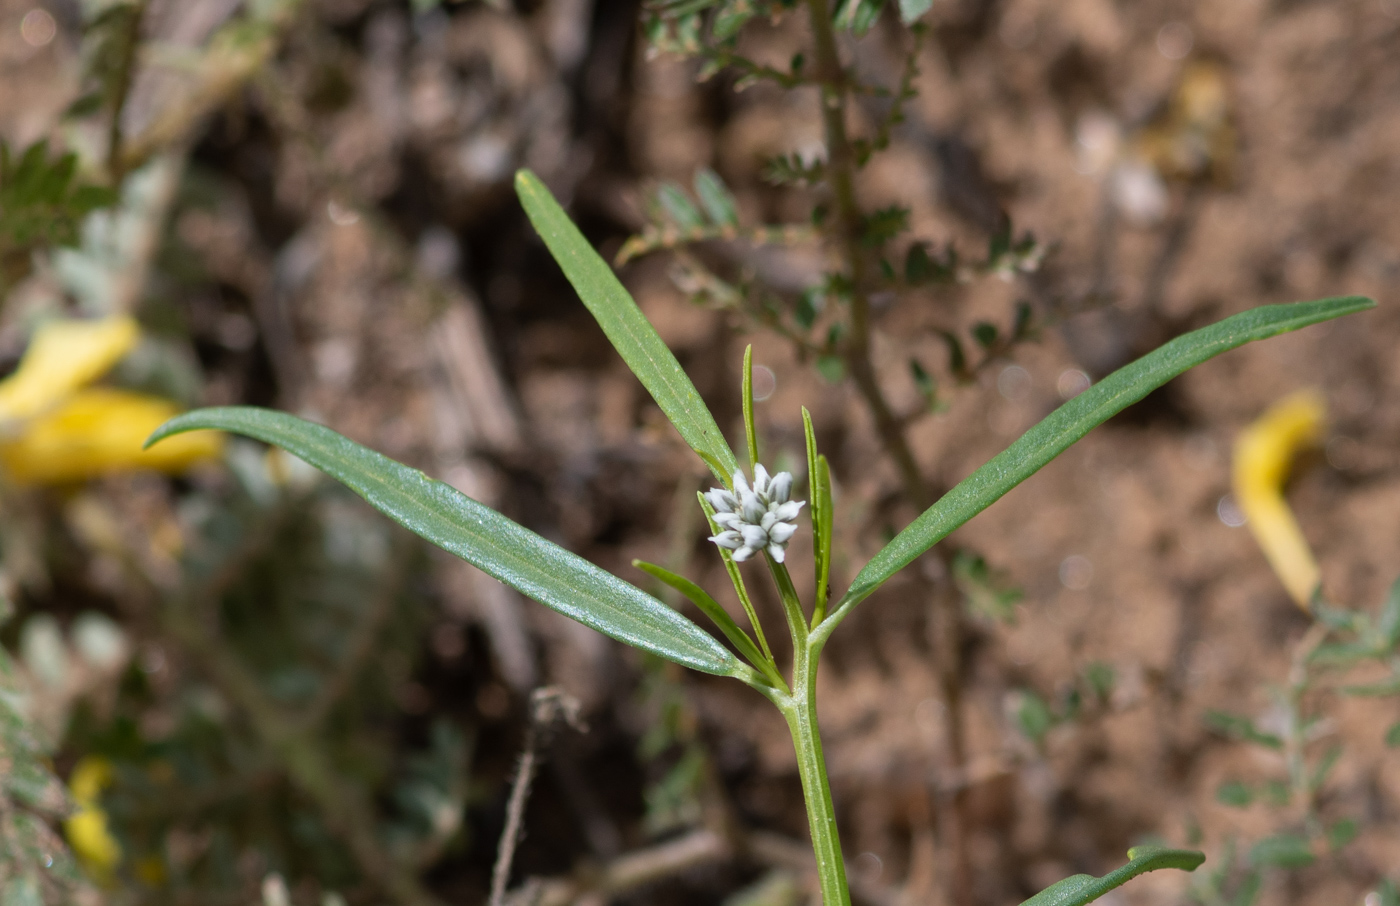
left=147, top=407, right=747, bottom=679
left=516, top=170, right=739, bottom=483
left=1019, top=846, right=1205, bottom=906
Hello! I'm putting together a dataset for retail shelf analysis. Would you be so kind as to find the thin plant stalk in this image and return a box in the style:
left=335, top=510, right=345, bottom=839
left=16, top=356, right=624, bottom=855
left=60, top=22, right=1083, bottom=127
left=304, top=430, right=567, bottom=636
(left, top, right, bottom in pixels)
left=764, top=557, right=851, bottom=906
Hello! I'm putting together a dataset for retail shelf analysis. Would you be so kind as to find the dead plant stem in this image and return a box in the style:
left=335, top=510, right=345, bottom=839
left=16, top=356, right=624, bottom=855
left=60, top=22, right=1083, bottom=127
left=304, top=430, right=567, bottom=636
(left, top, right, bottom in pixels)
left=490, top=688, right=581, bottom=906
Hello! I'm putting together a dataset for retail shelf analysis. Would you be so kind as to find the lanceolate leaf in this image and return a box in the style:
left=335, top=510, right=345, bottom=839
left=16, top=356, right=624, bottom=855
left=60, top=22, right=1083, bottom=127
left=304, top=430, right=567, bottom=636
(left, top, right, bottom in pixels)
left=1019, top=846, right=1206, bottom=906
left=147, top=407, right=747, bottom=679
left=515, top=170, right=739, bottom=483
left=831, top=296, right=1374, bottom=622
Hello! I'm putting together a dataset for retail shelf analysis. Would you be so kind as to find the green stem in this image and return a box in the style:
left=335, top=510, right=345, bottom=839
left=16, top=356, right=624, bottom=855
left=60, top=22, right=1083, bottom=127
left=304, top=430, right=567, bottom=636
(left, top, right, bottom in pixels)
left=780, top=631, right=851, bottom=906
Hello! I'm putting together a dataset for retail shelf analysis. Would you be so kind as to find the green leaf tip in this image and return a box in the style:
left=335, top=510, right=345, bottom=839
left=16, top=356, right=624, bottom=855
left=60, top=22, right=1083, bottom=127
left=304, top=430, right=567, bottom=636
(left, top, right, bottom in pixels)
left=1019, top=846, right=1205, bottom=906
left=148, top=406, right=746, bottom=679
left=831, top=296, right=1375, bottom=622
left=514, top=168, right=740, bottom=484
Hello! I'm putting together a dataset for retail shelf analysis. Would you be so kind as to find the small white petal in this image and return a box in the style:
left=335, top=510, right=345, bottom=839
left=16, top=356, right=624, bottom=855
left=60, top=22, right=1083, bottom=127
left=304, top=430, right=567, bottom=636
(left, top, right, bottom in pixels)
left=713, top=512, right=742, bottom=529
left=733, top=546, right=756, bottom=562
left=768, top=522, right=797, bottom=544
left=705, top=488, right=737, bottom=512
left=740, top=524, right=769, bottom=548
left=732, top=470, right=751, bottom=496
left=741, top=493, right=766, bottom=524
left=710, top=530, right=743, bottom=550
left=769, top=472, right=793, bottom=503
left=766, top=543, right=786, bottom=562
left=760, top=511, right=778, bottom=531
left=752, top=464, right=770, bottom=496
left=773, top=500, right=805, bottom=522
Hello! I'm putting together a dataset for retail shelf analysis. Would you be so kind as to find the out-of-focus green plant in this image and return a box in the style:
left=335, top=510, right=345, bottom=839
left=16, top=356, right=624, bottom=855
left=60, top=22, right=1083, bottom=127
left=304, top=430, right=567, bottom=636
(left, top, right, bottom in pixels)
left=0, top=589, right=93, bottom=904
left=0, top=141, right=118, bottom=294
left=1188, top=395, right=1400, bottom=905
left=53, top=459, right=471, bottom=904
left=0, top=315, right=223, bottom=483
left=149, top=171, right=1373, bottom=905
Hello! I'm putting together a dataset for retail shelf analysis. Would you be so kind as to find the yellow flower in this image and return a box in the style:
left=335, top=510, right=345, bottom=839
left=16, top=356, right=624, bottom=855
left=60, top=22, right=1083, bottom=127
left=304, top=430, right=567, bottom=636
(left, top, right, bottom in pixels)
left=0, top=316, right=222, bottom=483
left=65, top=756, right=122, bottom=878
left=1, top=388, right=222, bottom=483
left=0, top=317, right=138, bottom=425
left=1233, top=391, right=1325, bottom=609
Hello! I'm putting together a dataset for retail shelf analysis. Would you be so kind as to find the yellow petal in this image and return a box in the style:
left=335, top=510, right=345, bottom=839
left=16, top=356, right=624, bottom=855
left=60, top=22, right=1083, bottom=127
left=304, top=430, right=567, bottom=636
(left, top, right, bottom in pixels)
left=0, top=389, right=223, bottom=484
left=0, top=316, right=140, bottom=425
left=1232, top=390, right=1325, bottom=609
left=65, top=807, right=123, bottom=874
left=68, top=755, right=115, bottom=805
left=65, top=756, right=122, bottom=876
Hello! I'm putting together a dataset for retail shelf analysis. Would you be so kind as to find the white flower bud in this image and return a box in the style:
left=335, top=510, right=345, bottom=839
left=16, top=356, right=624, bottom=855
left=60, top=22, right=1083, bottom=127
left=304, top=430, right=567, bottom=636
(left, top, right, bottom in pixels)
left=705, top=465, right=805, bottom=562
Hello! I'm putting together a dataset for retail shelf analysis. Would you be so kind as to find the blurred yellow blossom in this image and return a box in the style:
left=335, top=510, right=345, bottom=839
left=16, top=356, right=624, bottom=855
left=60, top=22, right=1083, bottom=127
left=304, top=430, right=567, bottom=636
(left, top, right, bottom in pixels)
left=1233, top=390, right=1325, bottom=610
left=0, top=316, right=221, bottom=483
left=1, top=388, right=222, bottom=483
left=65, top=756, right=122, bottom=878
left=0, top=316, right=138, bottom=425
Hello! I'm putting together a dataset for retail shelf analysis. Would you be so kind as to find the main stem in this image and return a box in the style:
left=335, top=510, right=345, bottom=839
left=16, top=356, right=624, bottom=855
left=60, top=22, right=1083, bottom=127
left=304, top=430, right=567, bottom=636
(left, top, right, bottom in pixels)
left=784, top=633, right=851, bottom=906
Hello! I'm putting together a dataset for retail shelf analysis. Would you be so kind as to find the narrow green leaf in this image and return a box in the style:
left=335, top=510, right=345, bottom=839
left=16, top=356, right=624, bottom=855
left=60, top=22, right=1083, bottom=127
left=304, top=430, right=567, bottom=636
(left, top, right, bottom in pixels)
left=515, top=170, right=739, bottom=483
left=833, top=297, right=1374, bottom=619
left=816, top=454, right=833, bottom=614
left=1386, top=722, right=1400, bottom=748
left=147, top=408, right=746, bottom=679
left=632, top=560, right=780, bottom=685
left=694, top=168, right=738, bottom=227
left=898, top=0, right=932, bottom=23
left=803, top=407, right=825, bottom=620
left=743, top=345, right=759, bottom=468
left=1019, top=846, right=1205, bottom=906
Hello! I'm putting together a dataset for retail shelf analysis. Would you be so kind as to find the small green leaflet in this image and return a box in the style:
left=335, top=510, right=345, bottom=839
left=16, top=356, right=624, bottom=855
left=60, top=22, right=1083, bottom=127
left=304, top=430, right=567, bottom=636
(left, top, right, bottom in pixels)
left=147, top=408, right=747, bottom=679
left=515, top=170, right=739, bottom=484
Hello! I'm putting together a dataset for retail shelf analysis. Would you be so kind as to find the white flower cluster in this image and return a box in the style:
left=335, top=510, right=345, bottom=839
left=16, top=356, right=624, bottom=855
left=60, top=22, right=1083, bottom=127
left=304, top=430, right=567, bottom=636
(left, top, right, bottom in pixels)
left=705, top=465, right=804, bottom=562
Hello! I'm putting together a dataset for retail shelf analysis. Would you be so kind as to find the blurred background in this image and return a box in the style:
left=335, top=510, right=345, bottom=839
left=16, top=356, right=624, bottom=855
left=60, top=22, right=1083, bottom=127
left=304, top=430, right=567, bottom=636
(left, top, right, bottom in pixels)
left=0, top=0, right=1397, bottom=904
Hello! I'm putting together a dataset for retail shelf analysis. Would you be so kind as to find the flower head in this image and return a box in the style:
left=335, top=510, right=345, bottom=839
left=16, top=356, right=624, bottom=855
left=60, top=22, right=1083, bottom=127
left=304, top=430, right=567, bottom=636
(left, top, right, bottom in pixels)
left=706, top=464, right=804, bottom=562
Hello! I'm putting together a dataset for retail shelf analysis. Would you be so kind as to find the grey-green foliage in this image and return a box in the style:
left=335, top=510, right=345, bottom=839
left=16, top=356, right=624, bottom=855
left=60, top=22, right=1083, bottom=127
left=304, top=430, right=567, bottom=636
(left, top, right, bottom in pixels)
left=0, top=605, right=89, bottom=903
left=148, top=172, right=1375, bottom=905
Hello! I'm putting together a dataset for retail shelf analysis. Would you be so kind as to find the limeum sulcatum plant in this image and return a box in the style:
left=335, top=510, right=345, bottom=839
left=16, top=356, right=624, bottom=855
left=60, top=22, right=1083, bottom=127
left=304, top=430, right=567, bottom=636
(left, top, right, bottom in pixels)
left=148, top=171, right=1374, bottom=905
